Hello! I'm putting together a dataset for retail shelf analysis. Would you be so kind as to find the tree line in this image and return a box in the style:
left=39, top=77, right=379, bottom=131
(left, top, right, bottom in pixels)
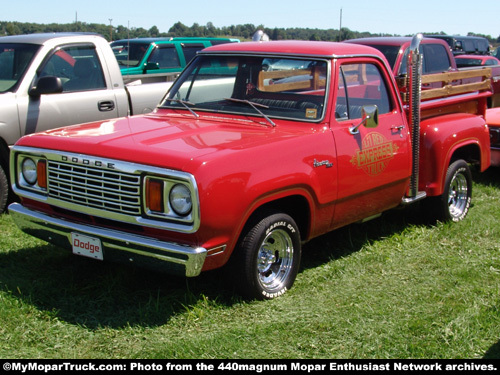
left=1, top=20, right=499, bottom=44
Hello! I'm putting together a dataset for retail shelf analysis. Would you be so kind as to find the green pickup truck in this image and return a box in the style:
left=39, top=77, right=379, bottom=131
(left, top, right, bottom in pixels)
left=111, top=37, right=239, bottom=83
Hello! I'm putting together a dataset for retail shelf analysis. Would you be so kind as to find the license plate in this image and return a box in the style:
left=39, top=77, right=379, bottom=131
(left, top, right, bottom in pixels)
left=71, top=233, right=103, bottom=261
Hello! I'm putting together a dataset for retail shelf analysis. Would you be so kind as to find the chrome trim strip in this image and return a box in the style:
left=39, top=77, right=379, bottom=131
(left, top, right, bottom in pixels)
left=8, top=203, right=207, bottom=277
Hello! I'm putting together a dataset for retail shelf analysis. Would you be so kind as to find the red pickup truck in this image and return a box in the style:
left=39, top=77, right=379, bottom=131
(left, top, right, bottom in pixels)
left=346, top=36, right=500, bottom=108
left=8, top=35, right=491, bottom=299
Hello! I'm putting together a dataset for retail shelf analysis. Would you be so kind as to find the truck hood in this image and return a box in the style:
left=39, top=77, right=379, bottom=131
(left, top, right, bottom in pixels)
left=16, top=112, right=304, bottom=171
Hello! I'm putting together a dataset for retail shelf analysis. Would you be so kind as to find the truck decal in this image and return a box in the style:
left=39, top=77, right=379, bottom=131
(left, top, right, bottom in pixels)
left=350, top=132, right=398, bottom=176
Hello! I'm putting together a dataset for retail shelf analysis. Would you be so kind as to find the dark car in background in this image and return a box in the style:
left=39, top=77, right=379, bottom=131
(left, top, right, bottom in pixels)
left=426, top=35, right=491, bottom=55
left=455, top=55, right=500, bottom=68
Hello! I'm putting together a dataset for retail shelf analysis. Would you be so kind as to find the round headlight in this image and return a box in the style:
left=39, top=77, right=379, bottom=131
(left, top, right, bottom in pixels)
left=22, top=158, right=37, bottom=185
left=169, top=184, right=192, bottom=216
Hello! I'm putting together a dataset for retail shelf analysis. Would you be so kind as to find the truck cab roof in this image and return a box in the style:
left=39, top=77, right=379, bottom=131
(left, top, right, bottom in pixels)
left=0, top=32, right=101, bottom=45
left=202, top=40, right=387, bottom=59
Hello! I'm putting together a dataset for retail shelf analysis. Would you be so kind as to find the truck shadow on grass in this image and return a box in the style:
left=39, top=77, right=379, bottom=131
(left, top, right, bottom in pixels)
left=483, top=340, right=500, bottom=359
left=302, top=165, right=500, bottom=271
left=473, top=165, right=500, bottom=188
left=0, top=204, right=436, bottom=330
left=1, top=166, right=498, bottom=330
left=300, top=202, right=434, bottom=272
left=0, top=242, right=238, bottom=329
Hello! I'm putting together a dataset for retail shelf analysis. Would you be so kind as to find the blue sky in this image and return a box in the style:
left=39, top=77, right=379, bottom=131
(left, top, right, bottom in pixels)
left=2, top=0, right=499, bottom=38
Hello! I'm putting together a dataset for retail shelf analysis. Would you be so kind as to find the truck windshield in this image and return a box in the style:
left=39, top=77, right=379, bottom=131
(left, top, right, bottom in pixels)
left=0, top=43, right=40, bottom=93
left=160, top=54, right=328, bottom=122
left=111, top=41, right=150, bottom=67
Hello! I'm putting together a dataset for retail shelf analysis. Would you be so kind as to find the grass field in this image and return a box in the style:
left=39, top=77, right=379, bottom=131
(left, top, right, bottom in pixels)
left=1, top=168, right=499, bottom=359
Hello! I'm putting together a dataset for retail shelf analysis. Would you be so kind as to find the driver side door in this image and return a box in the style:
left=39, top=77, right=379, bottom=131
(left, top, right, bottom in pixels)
left=331, top=58, right=411, bottom=227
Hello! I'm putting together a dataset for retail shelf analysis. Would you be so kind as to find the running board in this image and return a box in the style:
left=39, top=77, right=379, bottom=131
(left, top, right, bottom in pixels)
left=356, top=213, right=382, bottom=224
left=401, top=191, right=427, bottom=205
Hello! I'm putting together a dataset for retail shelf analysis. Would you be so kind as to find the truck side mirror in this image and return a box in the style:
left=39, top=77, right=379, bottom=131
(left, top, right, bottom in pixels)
left=29, top=76, right=63, bottom=97
left=349, top=105, right=379, bottom=134
left=362, top=105, right=379, bottom=128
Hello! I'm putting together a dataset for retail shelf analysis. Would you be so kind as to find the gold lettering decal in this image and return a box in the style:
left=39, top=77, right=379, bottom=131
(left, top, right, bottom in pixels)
left=350, top=132, right=398, bottom=176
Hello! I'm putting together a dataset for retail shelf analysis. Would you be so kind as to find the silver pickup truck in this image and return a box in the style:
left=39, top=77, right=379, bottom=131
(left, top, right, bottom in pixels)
left=0, top=33, right=172, bottom=213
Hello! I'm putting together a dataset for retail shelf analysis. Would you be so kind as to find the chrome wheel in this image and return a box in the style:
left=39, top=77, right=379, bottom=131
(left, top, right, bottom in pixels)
left=431, top=159, right=472, bottom=222
left=448, top=171, right=469, bottom=220
left=257, top=228, right=294, bottom=293
left=234, top=211, right=301, bottom=300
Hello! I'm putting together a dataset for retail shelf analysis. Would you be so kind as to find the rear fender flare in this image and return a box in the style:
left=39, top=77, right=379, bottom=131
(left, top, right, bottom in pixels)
left=419, top=114, right=489, bottom=197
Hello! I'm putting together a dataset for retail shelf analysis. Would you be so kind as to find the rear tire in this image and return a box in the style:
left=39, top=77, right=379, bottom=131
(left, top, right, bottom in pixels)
left=435, top=159, right=472, bottom=222
left=0, top=164, right=8, bottom=214
left=234, top=211, right=301, bottom=300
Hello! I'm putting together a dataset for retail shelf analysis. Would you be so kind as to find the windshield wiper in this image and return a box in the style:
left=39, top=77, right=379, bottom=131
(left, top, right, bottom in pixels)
left=163, top=99, right=199, bottom=118
left=224, top=98, right=276, bottom=127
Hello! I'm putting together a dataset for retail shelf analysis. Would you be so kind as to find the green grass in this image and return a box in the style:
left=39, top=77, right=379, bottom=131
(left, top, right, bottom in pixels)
left=1, top=168, right=499, bottom=359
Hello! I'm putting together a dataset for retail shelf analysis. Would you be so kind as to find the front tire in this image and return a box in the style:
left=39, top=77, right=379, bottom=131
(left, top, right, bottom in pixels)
left=234, top=212, right=301, bottom=300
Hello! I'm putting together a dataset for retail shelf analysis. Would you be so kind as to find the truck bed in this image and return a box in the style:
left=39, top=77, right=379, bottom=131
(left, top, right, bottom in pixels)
left=397, top=67, right=491, bottom=119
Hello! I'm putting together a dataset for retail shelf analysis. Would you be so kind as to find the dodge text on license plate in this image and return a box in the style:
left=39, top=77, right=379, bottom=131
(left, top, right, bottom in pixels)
left=71, top=233, right=103, bottom=260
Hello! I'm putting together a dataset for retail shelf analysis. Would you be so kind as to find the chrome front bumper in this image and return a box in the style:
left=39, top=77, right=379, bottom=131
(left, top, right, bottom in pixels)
left=8, top=203, right=207, bottom=277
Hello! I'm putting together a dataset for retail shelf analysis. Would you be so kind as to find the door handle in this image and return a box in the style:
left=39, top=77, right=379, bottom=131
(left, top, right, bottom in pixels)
left=391, top=125, right=405, bottom=137
left=98, top=100, right=115, bottom=112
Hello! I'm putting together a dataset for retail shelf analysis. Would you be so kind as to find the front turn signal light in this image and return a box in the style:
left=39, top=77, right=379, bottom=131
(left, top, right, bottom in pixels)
left=146, top=178, right=164, bottom=212
left=37, top=159, right=47, bottom=189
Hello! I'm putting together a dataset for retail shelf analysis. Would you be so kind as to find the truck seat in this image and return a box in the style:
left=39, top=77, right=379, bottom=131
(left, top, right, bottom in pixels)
left=64, top=59, right=104, bottom=91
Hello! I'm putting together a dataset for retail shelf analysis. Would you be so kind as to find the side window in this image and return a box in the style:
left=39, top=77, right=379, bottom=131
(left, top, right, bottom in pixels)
left=335, top=63, right=391, bottom=120
left=39, top=44, right=106, bottom=92
left=399, top=44, right=453, bottom=75
left=148, top=46, right=180, bottom=69
left=181, top=43, right=205, bottom=64
left=422, top=44, right=451, bottom=73
left=463, top=40, right=475, bottom=53
left=0, top=49, right=14, bottom=79
left=479, top=40, right=490, bottom=54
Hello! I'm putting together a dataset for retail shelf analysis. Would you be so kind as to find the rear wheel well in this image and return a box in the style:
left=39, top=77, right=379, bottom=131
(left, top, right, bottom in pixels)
left=449, top=143, right=481, bottom=167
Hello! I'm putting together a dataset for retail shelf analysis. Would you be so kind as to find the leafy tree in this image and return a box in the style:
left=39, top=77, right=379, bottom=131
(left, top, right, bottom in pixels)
left=149, top=26, right=159, bottom=37
left=168, top=22, right=189, bottom=37
left=1, top=20, right=497, bottom=46
left=206, top=22, right=216, bottom=37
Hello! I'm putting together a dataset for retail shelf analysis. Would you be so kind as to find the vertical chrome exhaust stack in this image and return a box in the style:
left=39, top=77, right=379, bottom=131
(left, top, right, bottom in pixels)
left=406, top=33, right=426, bottom=202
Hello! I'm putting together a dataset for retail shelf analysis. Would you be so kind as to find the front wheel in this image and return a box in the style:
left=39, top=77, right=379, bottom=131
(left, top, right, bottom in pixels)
left=435, top=159, right=472, bottom=222
left=234, top=212, right=301, bottom=300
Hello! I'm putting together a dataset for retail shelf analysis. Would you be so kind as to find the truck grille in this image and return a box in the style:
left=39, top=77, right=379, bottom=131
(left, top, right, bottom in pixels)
left=47, top=161, right=142, bottom=215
